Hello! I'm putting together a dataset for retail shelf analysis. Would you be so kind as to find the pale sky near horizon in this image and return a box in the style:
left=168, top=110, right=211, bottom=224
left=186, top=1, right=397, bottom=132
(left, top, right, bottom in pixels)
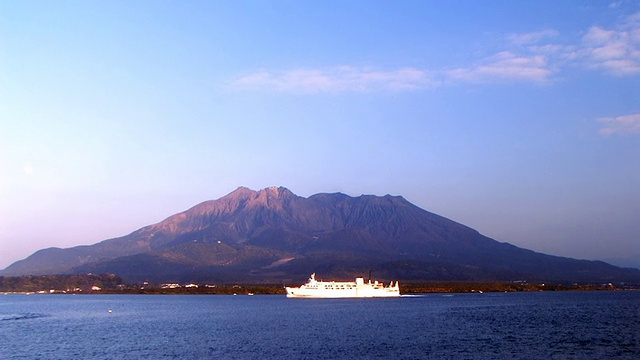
left=1, top=1, right=639, bottom=270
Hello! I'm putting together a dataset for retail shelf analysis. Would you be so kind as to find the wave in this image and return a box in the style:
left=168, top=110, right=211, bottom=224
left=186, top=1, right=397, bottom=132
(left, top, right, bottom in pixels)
left=1, top=313, right=48, bottom=321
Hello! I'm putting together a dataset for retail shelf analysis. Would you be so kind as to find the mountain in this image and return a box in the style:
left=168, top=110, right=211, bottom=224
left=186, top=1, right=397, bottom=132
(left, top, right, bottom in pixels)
left=3, top=186, right=639, bottom=284
left=602, top=257, right=640, bottom=270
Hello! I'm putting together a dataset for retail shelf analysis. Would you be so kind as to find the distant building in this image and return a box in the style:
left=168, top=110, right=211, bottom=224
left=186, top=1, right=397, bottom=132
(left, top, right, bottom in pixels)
left=161, top=283, right=181, bottom=289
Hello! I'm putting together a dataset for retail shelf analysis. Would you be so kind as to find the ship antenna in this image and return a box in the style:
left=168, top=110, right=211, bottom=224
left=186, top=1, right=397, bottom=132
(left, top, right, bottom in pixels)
left=368, top=270, right=372, bottom=282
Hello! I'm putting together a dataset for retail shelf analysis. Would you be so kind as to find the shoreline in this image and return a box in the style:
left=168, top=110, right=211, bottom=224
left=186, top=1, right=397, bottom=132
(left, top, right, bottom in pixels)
left=3, top=282, right=637, bottom=296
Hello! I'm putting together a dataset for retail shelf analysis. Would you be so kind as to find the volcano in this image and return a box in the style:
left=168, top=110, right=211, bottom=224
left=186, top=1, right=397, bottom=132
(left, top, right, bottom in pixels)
left=3, top=186, right=638, bottom=284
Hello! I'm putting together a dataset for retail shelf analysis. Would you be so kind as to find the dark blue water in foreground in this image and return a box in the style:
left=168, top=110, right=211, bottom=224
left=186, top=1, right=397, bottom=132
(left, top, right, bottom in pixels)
left=1, top=291, right=638, bottom=359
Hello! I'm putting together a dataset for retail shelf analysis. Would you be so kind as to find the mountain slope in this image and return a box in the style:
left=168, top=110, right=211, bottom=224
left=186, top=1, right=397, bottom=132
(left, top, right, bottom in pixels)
left=3, top=186, right=639, bottom=284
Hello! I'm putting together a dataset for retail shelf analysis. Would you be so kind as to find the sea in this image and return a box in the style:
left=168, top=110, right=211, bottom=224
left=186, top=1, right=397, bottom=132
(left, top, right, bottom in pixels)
left=1, top=291, right=638, bottom=359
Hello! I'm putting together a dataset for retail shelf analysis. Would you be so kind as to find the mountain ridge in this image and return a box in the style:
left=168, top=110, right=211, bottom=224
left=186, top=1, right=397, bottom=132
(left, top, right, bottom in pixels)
left=3, top=186, right=639, bottom=284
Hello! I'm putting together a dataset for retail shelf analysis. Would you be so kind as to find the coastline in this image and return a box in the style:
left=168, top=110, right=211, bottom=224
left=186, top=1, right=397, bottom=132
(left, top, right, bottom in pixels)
left=3, top=282, right=636, bottom=296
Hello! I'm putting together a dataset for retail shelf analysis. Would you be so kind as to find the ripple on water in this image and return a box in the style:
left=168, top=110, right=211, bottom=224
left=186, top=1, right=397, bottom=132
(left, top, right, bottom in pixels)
left=1, top=312, right=49, bottom=321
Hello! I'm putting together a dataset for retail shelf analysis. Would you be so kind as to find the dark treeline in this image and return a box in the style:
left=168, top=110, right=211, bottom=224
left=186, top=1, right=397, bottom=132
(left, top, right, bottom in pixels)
left=1, top=274, right=632, bottom=294
left=400, top=281, right=623, bottom=293
left=120, top=285, right=286, bottom=295
left=0, top=274, right=124, bottom=293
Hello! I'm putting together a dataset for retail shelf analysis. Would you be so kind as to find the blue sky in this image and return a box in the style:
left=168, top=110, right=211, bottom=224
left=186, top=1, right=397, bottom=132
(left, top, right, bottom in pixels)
left=1, top=1, right=639, bottom=269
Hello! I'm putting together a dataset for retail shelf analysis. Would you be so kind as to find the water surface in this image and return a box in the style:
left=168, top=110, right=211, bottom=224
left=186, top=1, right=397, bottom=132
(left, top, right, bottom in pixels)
left=1, top=291, right=638, bottom=359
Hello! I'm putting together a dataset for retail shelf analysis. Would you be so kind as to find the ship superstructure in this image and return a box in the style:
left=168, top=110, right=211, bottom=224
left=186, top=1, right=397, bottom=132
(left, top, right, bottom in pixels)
left=285, top=273, right=400, bottom=298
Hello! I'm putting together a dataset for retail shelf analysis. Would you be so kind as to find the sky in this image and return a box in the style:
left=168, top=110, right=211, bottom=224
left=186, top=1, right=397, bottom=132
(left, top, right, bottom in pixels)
left=1, top=1, right=639, bottom=270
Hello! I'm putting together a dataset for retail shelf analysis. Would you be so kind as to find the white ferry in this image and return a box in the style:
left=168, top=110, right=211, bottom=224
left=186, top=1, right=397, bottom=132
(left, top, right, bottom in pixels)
left=285, top=273, right=400, bottom=298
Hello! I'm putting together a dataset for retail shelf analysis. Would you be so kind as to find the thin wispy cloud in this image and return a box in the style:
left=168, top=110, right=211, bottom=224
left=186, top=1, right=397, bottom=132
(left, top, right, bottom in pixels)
left=609, top=1, right=623, bottom=9
left=446, top=51, right=554, bottom=84
left=230, top=67, right=437, bottom=93
left=230, top=50, right=556, bottom=93
left=597, top=113, right=640, bottom=136
left=508, top=29, right=559, bottom=46
left=229, top=12, right=640, bottom=93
